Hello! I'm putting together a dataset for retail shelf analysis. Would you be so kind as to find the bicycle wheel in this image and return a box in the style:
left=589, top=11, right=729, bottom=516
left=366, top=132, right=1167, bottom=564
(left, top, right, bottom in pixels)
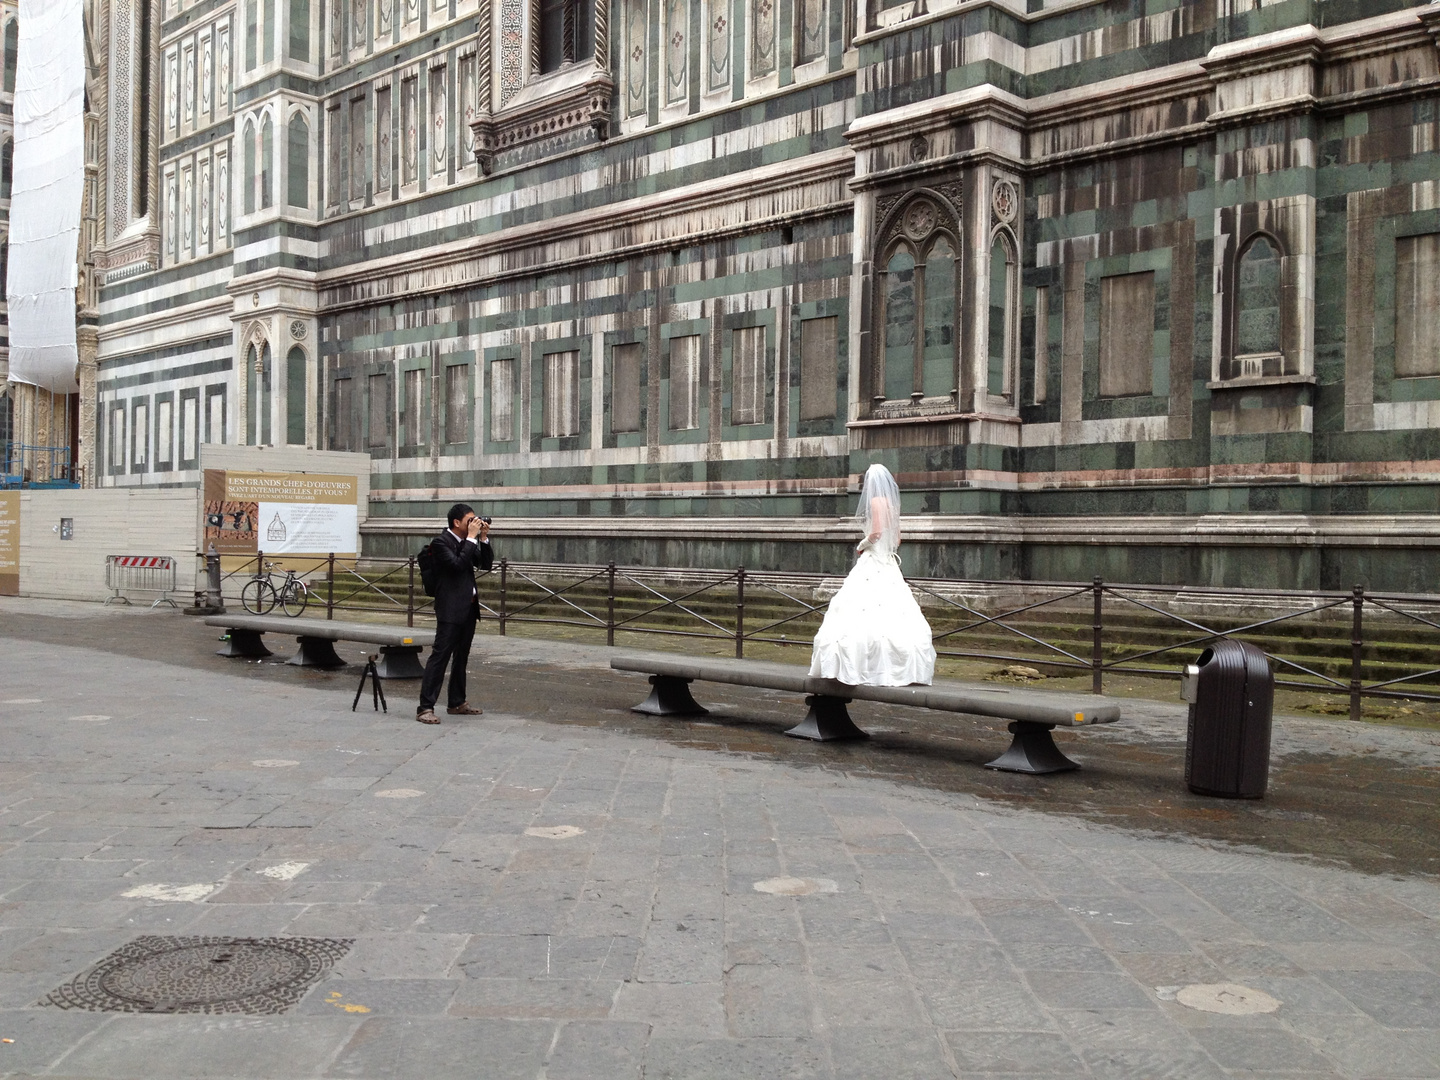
left=241, top=578, right=277, bottom=615
left=281, top=582, right=309, bottom=618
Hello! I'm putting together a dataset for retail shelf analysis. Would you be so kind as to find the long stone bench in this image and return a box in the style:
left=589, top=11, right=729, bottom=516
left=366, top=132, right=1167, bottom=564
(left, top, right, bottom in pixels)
left=204, top=615, right=434, bottom=678
left=610, top=651, right=1122, bottom=774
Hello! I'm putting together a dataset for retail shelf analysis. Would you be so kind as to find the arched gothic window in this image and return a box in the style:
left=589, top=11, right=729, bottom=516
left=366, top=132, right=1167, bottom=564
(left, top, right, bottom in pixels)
left=874, top=193, right=960, bottom=405
left=923, top=236, right=957, bottom=398
left=244, top=0, right=276, bottom=71
left=260, top=113, right=274, bottom=209
left=246, top=340, right=273, bottom=445
left=243, top=119, right=257, bottom=214
left=1235, top=233, right=1282, bottom=360
left=0, top=140, right=11, bottom=201
left=882, top=248, right=915, bottom=402
left=289, top=0, right=311, bottom=62
left=287, top=112, right=309, bottom=209
left=286, top=345, right=307, bottom=445
left=3, top=19, right=16, bottom=94
left=988, top=230, right=1018, bottom=400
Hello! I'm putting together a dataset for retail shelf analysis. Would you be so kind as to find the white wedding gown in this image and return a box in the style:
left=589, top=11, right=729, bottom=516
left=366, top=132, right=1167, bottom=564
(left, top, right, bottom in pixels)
left=809, top=549, right=937, bottom=686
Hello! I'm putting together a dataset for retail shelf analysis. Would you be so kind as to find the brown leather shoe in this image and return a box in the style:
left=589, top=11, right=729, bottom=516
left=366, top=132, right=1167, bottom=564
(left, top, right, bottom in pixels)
left=447, top=703, right=483, bottom=716
left=415, top=709, right=441, bottom=725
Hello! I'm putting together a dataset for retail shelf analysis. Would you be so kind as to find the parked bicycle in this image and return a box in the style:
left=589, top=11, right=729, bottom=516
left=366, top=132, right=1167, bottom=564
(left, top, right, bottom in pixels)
left=241, top=562, right=311, bottom=617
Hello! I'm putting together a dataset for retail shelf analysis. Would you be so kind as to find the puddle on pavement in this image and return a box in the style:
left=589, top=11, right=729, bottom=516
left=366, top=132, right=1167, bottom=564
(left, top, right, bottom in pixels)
left=499, top=664, right=1440, bottom=880
left=5, top=611, right=1438, bottom=881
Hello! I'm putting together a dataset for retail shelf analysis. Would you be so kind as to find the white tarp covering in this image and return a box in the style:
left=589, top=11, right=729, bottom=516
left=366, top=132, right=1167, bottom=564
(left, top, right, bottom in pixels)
left=5, top=0, right=85, bottom=394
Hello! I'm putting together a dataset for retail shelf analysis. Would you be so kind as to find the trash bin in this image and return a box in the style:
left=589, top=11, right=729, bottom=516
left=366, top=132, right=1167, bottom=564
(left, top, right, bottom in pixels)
left=1179, top=639, right=1273, bottom=798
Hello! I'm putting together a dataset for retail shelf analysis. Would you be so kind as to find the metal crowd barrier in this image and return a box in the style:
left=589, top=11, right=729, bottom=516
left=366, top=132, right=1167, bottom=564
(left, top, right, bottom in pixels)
left=104, top=555, right=180, bottom=609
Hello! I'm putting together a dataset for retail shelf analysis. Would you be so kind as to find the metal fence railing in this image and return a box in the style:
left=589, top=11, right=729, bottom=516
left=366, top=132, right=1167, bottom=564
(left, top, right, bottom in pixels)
left=202, top=552, right=1440, bottom=722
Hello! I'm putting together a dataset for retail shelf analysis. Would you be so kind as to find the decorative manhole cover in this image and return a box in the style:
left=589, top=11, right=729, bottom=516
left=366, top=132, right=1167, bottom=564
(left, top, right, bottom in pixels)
left=43, top=936, right=351, bottom=1015
left=1158, top=982, right=1281, bottom=1015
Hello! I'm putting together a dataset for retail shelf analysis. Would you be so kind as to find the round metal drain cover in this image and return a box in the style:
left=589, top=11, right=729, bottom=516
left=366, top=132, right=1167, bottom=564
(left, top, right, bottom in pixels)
left=44, top=936, right=352, bottom=1015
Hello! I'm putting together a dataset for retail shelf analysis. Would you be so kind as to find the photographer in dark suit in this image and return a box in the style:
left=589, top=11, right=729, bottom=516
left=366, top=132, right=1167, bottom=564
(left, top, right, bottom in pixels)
left=416, top=503, right=493, bottom=725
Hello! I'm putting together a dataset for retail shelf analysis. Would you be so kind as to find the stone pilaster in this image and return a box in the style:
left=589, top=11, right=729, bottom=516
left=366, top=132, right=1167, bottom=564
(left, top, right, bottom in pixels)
left=77, top=326, right=99, bottom=487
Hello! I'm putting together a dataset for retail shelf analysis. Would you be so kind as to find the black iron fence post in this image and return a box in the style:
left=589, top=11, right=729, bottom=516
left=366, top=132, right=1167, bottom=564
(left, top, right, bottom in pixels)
left=1350, top=584, right=1365, bottom=723
left=606, top=561, right=616, bottom=647
left=406, top=556, right=416, bottom=628
left=1092, top=576, right=1104, bottom=695
left=326, top=552, right=335, bottom=619
left=499, top=558, right=508, bottom=636
left=735, top=567, right=746, bottom=659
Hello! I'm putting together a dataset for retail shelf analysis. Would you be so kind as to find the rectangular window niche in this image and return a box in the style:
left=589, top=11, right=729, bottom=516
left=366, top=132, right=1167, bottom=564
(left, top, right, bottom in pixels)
left=731, top=326, right=766, bottom=426
left=490, top=358, right=515, bottom=442
left=668, top=334, right=701, bottom=431
left=799, top=315, right=838, bottom=421
left=611, top=342, right=643, bottom=433
left=1396, top=233, right=1440, bottom=379
left=542, top=350, right=579, bottom=438
left=1098, top=271, right=1156, bottom=399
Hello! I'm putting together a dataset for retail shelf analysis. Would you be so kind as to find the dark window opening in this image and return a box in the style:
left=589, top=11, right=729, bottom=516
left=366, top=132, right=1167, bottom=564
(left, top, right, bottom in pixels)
left=539, top=0, right=596, bottom=74
left=3, top=20, right=17, bottom=95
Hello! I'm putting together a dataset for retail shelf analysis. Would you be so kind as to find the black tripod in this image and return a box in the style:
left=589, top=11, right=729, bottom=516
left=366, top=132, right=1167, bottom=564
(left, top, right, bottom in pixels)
left=352, top=654, right=388, bottom=712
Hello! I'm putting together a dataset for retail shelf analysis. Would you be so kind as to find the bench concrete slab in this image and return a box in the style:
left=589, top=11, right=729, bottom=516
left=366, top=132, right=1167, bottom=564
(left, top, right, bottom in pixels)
left=610, top=651, right=1122, bottom=774
left=204, top=615, right=434, bottom=678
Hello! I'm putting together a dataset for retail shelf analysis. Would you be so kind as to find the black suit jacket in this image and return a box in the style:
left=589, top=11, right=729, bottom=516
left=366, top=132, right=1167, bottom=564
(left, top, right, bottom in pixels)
left=431, top=529, right=493, bottom=624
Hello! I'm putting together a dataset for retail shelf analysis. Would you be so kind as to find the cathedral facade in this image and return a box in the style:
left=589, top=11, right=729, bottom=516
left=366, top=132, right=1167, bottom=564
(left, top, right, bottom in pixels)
left=74, top=0, right=1440, bottom=589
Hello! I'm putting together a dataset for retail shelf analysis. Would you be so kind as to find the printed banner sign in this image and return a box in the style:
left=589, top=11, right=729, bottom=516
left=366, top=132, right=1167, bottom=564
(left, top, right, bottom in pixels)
left=203, top=470, right=358, bottom=556
left=0, top=492, right=18, bottom=596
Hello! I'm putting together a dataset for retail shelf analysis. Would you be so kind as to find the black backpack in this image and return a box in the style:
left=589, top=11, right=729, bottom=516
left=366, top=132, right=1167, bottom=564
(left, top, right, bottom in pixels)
left=416, top=541, right=439, bottom=596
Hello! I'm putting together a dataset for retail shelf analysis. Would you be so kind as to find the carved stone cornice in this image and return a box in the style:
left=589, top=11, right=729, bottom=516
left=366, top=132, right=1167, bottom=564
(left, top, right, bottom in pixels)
left=95, top=227, right=161, bottom=284
left=471, top=66, right=614, bottom=175
left=845, top=84, right=1027, bottom=152
left=1411, top=0, right=1440, bottom=52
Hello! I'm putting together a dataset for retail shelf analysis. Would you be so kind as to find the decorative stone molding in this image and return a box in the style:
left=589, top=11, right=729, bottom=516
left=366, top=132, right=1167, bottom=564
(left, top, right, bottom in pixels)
left=1415, top=0, right=1440, bottom=50
left=317, top=148, right=852, bottom=308
left=472, top=64, right=614, bottom=172
left=473, top=0, right=613, bottom=173
left=991, top=179, right=1017, bottom=226
left=1201, top=25, right=1323, bottom=126
left=96, top=224, right=162, bottom=284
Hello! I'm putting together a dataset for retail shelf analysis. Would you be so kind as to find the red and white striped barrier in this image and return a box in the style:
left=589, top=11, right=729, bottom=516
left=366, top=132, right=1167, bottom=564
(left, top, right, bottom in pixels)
left=105, top=555, right=179, bottom=608
left=110, top=555, right=174, bottom=570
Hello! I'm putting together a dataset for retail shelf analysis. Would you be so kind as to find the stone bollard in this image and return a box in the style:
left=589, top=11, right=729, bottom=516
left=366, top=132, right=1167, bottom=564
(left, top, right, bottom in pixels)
left=184, top=546, right=226, bottom=616
left=206, top=543, right=224, bottom=613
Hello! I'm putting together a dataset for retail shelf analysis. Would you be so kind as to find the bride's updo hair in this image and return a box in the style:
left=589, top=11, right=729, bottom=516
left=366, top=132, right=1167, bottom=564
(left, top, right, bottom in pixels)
left=856, top=464, right=902, bottom=557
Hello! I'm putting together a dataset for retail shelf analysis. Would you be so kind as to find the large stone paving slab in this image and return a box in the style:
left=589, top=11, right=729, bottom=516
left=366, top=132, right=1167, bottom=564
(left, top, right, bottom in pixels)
left=0, top=623, right=1436, bottom=1076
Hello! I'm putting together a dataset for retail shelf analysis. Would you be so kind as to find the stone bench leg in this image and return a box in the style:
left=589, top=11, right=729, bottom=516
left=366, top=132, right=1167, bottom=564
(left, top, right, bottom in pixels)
left=286, top=636, right=347, bottom=669
left=374, top=645, right=425, bottom=680
left=984, top=721, right=1079, bottom=774
left=216, top=628, right=271, bottom=659
left=785, top=695, right=868, bottom=742
left=631, top=675, right=709, bottom=717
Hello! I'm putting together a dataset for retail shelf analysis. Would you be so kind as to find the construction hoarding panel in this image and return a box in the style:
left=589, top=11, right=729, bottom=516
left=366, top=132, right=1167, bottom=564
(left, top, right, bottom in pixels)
left=0, top=492, right=19, bottom=595
left=203, top=470, right=359, bottom=556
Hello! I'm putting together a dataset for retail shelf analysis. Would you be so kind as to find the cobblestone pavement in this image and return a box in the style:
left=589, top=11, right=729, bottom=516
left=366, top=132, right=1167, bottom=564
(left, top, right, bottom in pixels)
left=0, top=601, right=1438, bottom=1078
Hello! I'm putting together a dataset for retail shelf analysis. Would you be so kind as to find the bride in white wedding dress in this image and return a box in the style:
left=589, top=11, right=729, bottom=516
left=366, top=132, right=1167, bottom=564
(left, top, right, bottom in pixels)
left=809, top=464, right=936, bottom=686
